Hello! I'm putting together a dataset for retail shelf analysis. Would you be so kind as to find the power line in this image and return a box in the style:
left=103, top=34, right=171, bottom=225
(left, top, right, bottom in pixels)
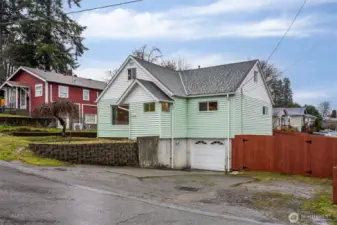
left=280, top=41, right=319, bottom=74
left=0, top=0, right=143, bottom=25
left=66, top=0, right=143, bottom=14
left=265, top=0, right=307, bottom=64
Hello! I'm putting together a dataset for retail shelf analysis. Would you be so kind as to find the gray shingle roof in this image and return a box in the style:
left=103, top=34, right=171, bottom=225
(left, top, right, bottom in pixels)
left=180, top=60, right=258, bottom=95
left=22, top=67, right=107, bottom=90
left=132, top=56, right=258, bottom=96
left=137, top=79, right=172, bottom=102
left=132, top=57, right=186, bottom=96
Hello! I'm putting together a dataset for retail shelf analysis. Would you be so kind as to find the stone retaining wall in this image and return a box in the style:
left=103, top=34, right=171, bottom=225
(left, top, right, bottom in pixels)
left=29, top=143, right=138, bottom=166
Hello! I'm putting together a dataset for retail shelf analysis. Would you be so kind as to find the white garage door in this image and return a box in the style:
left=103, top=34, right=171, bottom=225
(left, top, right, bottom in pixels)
left=191, top=140, right=226, bottom=171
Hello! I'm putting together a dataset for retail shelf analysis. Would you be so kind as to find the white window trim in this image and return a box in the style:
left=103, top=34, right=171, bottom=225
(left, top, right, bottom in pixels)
left=83, top=89, right=90, bottom=101
left=198, top=101, right=218, bottom=112
left=35, top=84, right=43, bottom=97
left=58, top=85, right=69, bottom=98
left=85, top=114, right=97, bottom=124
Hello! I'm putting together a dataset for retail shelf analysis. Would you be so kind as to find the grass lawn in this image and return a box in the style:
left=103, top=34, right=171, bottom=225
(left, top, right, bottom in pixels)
left=0, top=124, right=62, bottom=133
left=233, top=171, right=337, bottom=224
left=0, top=113, right=30, bottom=118
left=0, top=124, right=97, bottom=133
left=0, top=135, right=127, bottom=166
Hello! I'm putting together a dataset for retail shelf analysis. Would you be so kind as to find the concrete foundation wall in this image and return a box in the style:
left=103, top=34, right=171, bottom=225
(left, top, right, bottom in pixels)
left=158, top=139, right=189, bottom=169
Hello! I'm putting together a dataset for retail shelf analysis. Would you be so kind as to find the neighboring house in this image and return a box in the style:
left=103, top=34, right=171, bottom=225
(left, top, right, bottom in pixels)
left=323, top=117, right=337, bottom=130
left=96, top=55, right=273, bottom=171
left=0, top=67, right=106, bottom=129
left=273, top=107, right=316, bottom=132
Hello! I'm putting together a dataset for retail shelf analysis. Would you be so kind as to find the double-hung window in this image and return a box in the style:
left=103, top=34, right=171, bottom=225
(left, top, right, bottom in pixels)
left=83, top=89, right=90, bottom=101
left=58, top=85, right=69, bottom=98
left=35, top=84, right=43, bottom=97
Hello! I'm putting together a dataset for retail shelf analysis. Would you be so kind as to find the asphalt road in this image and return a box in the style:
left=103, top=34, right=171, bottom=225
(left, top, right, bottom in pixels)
left=0, top=166, right=268, bottom=225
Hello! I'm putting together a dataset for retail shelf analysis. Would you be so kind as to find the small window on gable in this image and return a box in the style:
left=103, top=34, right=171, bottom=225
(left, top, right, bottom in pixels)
left=254, top=71, right=258, bottom=83
left=35, top=84, right=43, bottom=97
left=162, top=103, right=170, bottom=112
left=199, top=102, right=218, bottom=112
left=144, top=103, right=155, bottom=112
left=263, top=106, right=268, bottom=115
left=83, top=89, right=90, bottom=101
left=127, top=68, right=137, bottom=80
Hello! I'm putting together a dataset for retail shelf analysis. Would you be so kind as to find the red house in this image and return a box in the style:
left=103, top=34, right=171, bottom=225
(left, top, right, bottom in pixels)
left=0, top=67, right=106, bottom=129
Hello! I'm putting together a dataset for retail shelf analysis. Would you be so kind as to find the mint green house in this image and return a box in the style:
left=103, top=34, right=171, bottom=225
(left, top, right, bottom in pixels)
left=96, top=56, right=273, bottom=171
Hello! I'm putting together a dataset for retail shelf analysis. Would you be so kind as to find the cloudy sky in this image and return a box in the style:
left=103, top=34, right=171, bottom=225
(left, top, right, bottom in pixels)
left=71, top=0, right=337, bottom=108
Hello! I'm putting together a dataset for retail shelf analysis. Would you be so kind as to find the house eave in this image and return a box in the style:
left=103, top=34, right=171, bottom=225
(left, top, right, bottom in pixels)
left=173, top=92, right=236, bottom=98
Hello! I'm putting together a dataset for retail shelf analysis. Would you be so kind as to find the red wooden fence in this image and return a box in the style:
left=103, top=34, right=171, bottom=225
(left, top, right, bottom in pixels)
left=332, top=167, right=337, bottom=204
left=232, top=133, right=337, bottom=178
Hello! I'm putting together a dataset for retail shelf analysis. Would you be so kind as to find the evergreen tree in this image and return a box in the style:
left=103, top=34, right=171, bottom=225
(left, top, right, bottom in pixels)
left=282, top=77, right=293, bottom=107
left=2, top=0, right=87, bottom=74
left=0, top=0, right=24, bottom=81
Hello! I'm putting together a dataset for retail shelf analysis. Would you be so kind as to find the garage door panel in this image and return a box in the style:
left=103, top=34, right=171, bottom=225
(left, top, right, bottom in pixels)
left=191, top=139, right=226, bottom=171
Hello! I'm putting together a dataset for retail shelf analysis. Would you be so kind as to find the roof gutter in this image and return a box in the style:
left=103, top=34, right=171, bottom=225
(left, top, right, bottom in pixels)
left=173, top=92, right=236, bottom=98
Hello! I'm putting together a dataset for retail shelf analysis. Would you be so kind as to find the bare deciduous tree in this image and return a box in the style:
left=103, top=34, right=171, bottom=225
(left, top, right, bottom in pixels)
left=35, top=101, right=79, bottom=137
left=132, top=45, right=162, bottom=63
left=104, top=68, right=119, bottom=82
left=318, top=101, right=331, bottom=118
left=161, top=56, right=190, bottom=71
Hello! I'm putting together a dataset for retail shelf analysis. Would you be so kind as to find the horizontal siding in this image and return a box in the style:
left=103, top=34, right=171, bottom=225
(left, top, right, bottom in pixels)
left=173, top=98, right=187, bottom=138
left=240, top=94, right=272, bottom=135
left=130, top=102, right=160, bottom=140
left=238, top=63, right=272, bottom=104
left=187, top=96, right=232, bottom=138
left=124, top=84, right=154, bottom=104
left=97, top=99, right=129, bottom=138
left=100, top=59, right=153, bottom=101
left=161, top=107, right=172, bottom=138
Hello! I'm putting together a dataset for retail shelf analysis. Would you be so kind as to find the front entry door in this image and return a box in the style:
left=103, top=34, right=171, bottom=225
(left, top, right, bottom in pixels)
left=20, top=89, right=27, bottom=109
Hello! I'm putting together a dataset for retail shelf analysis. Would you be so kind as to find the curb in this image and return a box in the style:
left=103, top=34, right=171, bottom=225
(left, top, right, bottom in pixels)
left=0, top=161, right=280, bottom=225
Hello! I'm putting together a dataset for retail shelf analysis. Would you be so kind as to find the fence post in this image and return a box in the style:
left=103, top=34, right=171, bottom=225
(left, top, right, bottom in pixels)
left=332, top=167, right=337, bottom=205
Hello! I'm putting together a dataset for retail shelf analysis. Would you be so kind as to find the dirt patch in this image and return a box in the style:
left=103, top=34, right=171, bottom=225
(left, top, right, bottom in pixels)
left=242, top=180, right=320, bottom=199
left=196, top=179, right=332, bottom=225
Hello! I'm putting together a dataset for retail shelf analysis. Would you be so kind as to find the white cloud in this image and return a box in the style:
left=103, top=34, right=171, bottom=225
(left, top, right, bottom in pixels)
left=76, top=0, right=332, bottom=40
left=293, top=90, right=330, bottom=105
left=75, top=59, right=120, bottom=81
left=172, top=0, right=337, bottom=17
left=294, top=90, right=329, bottom=100
left=168, top=51, right=242, bottom=68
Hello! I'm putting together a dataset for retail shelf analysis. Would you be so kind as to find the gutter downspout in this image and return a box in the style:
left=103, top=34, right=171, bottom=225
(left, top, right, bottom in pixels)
left=171, top=104, right=174, bottom=169
left=227, top=93, right=230, bottom=173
